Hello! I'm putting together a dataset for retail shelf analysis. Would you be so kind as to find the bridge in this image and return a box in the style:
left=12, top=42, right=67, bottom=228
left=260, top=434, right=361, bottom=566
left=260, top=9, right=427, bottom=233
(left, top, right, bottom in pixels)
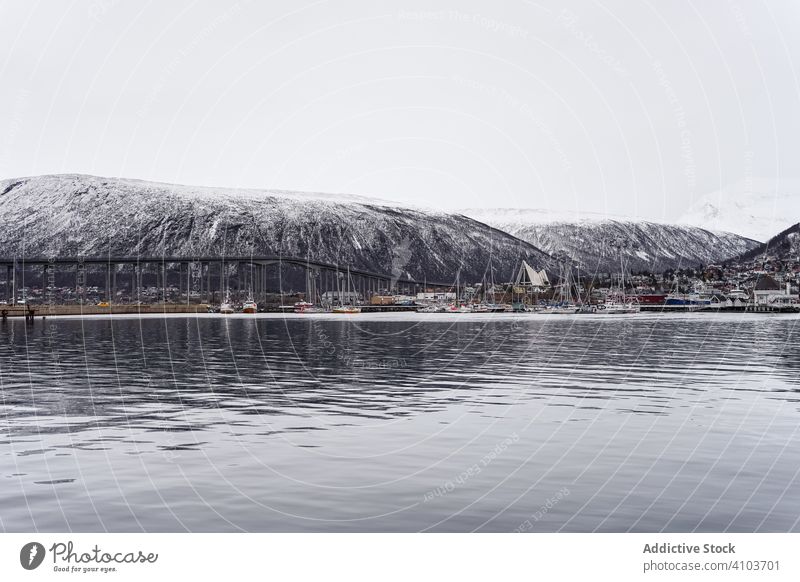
left=0, top=255, right=455, bottom=305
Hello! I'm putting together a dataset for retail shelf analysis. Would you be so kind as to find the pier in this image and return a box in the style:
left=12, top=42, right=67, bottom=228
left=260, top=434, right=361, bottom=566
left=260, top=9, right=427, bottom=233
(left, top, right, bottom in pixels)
left=0, top=303, right=211, bottom=319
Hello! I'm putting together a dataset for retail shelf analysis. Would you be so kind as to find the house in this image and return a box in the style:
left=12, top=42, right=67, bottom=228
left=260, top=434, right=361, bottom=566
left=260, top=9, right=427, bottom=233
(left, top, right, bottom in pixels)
left=321, top=290, right=361, bottom=305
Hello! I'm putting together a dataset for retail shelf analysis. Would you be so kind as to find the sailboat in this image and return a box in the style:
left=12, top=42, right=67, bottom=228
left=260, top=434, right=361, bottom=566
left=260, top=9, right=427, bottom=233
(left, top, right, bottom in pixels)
left=475, top=264, right=508, bottom=312
left=597, top=247, right=640, bottom=314
left=332, top=266, right=361, bottom=313
left=547, top=259, right=579, bottom=314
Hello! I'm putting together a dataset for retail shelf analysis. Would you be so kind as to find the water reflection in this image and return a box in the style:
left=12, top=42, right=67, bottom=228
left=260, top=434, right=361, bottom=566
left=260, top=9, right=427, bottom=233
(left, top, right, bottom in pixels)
left=1, top=313, right=799, bottom=532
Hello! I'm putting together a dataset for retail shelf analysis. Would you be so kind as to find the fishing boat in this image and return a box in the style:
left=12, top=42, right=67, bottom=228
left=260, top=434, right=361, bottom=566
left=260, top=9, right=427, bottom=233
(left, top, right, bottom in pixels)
left=242, top=297, right=258, bottom=313
left=664, top=292, right=709, bottom=307
left=663, top=286, right=721, bottom=307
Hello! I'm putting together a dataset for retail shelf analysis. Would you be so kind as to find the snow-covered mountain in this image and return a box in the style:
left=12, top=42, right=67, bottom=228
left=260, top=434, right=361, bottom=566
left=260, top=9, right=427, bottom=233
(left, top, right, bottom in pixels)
left=735, top=222, right=800, bottom=263
left=464, top=208, right=759, bottom=274
left=678, top=178, right=800, bottom=242
left=0, top=174, right=553, bottom=283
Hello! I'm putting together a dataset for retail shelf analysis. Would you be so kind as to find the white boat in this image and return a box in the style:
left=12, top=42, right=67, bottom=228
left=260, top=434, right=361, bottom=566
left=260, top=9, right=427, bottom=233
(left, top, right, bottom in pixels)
left=219, top=291, right=235, bottom=314
left=332, top=305, right=361, bottom=314
left=242, top=298, right=257, bottom=313
left=596, top=299, right=640, bottom=314
left=444, top=304, right=471, bottom=313
left=546, top=305, right=580, bottom=314
left=473, top=303, right=507, bottom=313
left=294, top=301, right=325, bottom=313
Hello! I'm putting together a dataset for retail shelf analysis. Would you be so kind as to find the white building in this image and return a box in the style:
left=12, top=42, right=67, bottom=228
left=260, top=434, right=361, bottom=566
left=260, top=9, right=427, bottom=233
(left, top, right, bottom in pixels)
left=321, top=290, right=361, bottom=305
left=753, top=275, right=797, bottom=306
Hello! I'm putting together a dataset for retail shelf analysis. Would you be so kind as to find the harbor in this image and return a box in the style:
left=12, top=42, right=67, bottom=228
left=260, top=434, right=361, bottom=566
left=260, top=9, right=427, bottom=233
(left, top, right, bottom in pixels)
left=2, top=253, right=799, bottom=318
left=3, top=299, right=798, bottom=320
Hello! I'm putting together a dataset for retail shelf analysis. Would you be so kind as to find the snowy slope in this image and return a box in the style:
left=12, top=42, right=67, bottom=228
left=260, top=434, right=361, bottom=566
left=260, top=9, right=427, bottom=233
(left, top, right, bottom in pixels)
left=736, top=222, right=800, bottom=263
left=465, top=208, right=759, bottom=273
left=678, top=178, right=800, bottom=242
left=0, top=174, right=552, bottom=283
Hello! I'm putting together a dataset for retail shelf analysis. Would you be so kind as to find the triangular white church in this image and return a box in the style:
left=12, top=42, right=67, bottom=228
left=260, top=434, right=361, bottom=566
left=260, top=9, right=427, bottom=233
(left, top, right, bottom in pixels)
left=514, top=260, right=550, bottom=289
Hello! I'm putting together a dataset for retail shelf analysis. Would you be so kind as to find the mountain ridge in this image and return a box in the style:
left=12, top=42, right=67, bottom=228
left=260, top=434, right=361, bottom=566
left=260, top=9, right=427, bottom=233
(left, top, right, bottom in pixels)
left=0, top=174, right=554, bottom=284
left=735, top=223, right=800, bottom=263
left=464, top=208, right=760, bottom=273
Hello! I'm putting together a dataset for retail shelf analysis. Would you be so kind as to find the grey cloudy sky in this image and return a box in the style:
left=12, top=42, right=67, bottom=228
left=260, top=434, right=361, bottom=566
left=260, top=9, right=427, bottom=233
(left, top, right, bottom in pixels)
left=1, top=0, right=799, bottom=220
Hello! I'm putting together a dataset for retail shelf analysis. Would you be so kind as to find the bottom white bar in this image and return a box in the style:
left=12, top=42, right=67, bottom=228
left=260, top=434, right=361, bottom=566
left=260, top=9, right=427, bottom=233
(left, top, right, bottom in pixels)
left=1, top=533, right=797, bottom=581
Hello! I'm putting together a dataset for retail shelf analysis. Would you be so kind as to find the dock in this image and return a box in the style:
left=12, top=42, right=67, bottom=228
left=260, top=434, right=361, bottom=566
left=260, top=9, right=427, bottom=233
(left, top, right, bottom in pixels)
left=0, top=303, right=210, bottom=320
left=638, top=304, right=800, bottom=313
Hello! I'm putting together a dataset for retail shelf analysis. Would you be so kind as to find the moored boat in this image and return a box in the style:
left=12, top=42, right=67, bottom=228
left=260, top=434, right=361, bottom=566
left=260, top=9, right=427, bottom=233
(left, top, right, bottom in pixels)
left=332, top=305, right=362, bottom=314
left=474, top=303, right=508, bottom=313
left=331, top=266, right=362, bottom=314
left=418, top=304, right=445, bottom=313
left=546, top=304, right=580, bottom=314
left=664, top=292, right=711, bottom=307
left=242, top=298, right=258, bottom=313
left=547, top=258, right=580, bottom=314
left=596, top=299, right=640, bottom=314
left=444, top=304, right=472, bottom=313
left=219, top=291, right=235, bottom=314
left=293, top=301, right=315, bottom=313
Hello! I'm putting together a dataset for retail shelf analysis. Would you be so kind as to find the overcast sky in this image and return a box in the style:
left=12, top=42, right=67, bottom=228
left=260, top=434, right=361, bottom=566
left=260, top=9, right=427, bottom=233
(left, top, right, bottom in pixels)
left=1, top=0, right=799, bottom=220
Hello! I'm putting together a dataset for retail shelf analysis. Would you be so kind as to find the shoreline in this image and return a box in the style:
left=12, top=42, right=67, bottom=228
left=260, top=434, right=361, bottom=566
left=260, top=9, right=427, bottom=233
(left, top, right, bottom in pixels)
left=3, top=309, right=799, bottom=322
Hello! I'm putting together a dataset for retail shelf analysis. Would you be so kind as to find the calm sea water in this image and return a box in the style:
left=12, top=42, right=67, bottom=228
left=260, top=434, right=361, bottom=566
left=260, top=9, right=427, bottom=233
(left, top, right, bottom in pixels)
left=1, top=312, right=800, bottom=532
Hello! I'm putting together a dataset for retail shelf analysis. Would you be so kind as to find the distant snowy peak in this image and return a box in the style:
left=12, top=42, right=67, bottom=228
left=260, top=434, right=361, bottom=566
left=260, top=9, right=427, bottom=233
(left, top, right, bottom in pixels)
left=464, top=207, right=665, bottom=228
left=678, top=178, right=800, bottom=242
